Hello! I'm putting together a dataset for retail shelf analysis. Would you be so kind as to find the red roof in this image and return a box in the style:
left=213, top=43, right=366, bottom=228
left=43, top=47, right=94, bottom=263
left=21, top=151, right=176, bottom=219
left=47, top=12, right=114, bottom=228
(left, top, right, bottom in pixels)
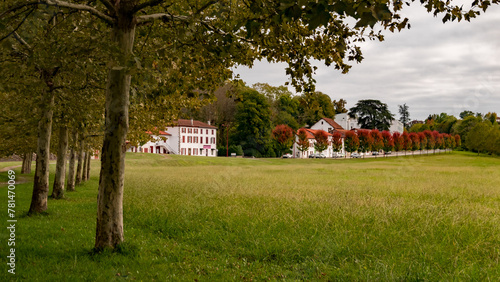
left=176, top=119, right=217, bottom=129
left=322, top=117, right=344, bottom=130
left=146, top=130, right=171, bottom=136
left=297, top=128, right=332, bottom=139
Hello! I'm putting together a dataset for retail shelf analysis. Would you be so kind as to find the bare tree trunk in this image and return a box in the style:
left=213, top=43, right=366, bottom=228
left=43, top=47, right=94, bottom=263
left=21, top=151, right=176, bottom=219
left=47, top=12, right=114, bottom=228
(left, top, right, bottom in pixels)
left=95, top=19, right=135, bottom=250
left=82, top=149, right=88, bottom=182
left=51, top=125, right=69, bottom=199
left=86, top=151, right=92, bottom=180
left=21, top=153, right=33, bottom=174
left=75, top=138, right=85, bottom=186
left=29, top=91, right=55, bottom=214
left=66, top=130, right=78, bottom=192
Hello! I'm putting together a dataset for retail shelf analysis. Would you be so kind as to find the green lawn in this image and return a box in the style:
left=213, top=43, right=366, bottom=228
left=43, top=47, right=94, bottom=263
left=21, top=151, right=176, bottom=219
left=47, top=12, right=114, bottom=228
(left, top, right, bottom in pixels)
left=1, top=152, right=499, bottom=281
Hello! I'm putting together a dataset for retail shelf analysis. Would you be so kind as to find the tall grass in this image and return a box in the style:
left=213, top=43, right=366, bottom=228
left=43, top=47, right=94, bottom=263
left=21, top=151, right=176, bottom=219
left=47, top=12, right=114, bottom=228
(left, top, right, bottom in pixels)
left=1, top=152, right=499, bottom=280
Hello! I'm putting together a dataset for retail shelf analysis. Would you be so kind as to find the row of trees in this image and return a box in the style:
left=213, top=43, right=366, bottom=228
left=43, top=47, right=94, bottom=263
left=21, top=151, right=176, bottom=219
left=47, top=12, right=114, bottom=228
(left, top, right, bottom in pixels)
left=409, top=112, right=498, bottom=155
left=293, top=128, right=461, bottom=157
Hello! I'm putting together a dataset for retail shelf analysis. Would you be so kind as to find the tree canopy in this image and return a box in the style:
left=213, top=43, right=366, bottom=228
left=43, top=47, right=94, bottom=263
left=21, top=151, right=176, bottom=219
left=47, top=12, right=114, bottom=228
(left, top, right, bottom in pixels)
left=349, top=99, right=394, bottom=131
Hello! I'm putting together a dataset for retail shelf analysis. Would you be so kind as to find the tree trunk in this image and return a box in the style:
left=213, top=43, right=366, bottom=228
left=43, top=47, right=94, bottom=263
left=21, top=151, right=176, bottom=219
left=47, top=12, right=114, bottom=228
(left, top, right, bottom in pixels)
left=29, top=92, right=55, bottom=214
left=95, top=19, right=135, bottom=250
left=66, top=130, right=78, bottom=192
left=21, top=153, right=33, bottom=174
left=75, top=138, right=85, bottom=186
left=51, top=125, right=69, bottom=199
left=86, top=151, right=92, bottom=180
left=82, top=149, right=88, bottom=182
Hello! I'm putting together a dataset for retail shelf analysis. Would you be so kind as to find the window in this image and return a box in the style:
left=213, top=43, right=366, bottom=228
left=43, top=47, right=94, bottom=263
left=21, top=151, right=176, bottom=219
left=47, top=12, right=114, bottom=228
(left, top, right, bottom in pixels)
left=194, top=137, right=198, bottom=143
left=188, top=128, right=192, bottom=133
left=182, top=128, right=186, bottom=133
left=200, top=138, right=202, bottom=144
left=212, top=129, right=214, bottom=135
left=206, top=137, right=209, bottom=144
left=194, top=148, right=198, bottom=155
left=194, top=129, right=198, bottom=134
left=188, top=148, right=191, bottom=155
left=206, top=129, right=208, bottom=134
left=211, top=137, right=215, bottom=144
left=188, top=136, right=192, bottom=143
left=182, top=136, right=185, bottom=143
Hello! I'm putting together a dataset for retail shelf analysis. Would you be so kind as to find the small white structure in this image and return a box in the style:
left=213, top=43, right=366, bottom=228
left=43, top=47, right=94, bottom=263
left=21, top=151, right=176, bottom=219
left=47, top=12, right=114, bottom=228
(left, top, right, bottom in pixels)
left=128, top=119, right=218, bottom=157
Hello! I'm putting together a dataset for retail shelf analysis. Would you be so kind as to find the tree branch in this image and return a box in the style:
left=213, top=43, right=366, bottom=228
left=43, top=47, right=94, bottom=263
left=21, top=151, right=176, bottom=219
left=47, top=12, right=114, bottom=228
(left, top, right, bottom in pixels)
left=13, top=32, right=32, bottom=51
left=97, top=0, right=116, bottom=16
left=1, top=0, right=114, bottom=25
left=0, top=7, right=35, bottom=43
left=136, top=13, right=190, bottom=24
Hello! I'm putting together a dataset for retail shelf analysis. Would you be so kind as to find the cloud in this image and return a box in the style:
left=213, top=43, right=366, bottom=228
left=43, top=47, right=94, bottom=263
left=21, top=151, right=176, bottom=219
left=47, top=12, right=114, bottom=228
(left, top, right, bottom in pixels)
left=233, top=3, right=500, bottom=120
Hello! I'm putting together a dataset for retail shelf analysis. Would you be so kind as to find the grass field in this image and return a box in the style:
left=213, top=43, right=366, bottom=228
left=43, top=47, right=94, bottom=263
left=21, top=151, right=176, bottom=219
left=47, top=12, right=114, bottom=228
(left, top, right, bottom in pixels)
left=1, top=152, right=499, bottom=281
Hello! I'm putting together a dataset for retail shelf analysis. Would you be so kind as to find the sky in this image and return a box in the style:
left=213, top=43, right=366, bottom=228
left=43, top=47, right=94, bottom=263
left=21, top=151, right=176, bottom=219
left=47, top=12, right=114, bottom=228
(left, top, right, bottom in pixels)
left=233, top=3, right=500, bottom=121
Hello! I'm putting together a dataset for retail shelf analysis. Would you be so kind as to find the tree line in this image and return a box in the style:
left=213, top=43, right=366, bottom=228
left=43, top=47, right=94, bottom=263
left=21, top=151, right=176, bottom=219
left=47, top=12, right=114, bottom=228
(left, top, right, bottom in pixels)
left=409, top=111, right=499, bottom=155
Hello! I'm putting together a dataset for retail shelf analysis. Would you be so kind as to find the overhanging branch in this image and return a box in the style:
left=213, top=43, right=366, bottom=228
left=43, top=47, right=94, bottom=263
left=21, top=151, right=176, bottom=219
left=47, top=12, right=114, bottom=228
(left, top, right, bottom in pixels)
left=1, top=0, right=114, bottom=25
left=136, top=13, right=190, bottom=24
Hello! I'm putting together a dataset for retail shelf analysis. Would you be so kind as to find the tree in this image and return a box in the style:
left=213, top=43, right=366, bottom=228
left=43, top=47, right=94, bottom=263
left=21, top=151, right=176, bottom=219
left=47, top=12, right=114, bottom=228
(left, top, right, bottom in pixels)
left=393, top=132, right=403, bottom=156
left=423, top=130, right=435, bottom=154
left=331, top=132, right=343, bottom=156
left=460, top=110, right=475, bottom=119
left=357, top=129, right=373, bottom=157
left=344, top=131, right=359, bottom=156
left=418, top=132, right=427, bottom=154
left=349, top=100, right=394, bottom=131
left=333, top=99, right=348, bottom=114
left=313, top=130, right=329, bottom=154
left=466, top=121, right=492, bottom=155
left=409, top=132, right=420, bottom=155
left=3, top=0, right=496, bottom=250
left=272, top=124, right=294, bottom=157
left=402, top=132, right=412, bottom=156
left=398, top=104, right=410, bottom=130
left=370, top=129, right=383, bottom=156
left=381, top=130, right=394, bottom=155
left=297, top=128, right=311, bottom=158
left=233, top=89, right=273, bottom=157
left=297, top=91, right=335, bottom=126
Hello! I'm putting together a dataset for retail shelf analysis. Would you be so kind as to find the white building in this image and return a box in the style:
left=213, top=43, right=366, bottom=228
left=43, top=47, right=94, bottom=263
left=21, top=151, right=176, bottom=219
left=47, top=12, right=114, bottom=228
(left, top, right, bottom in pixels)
left=334, top=113, right=404, bottom=133
left=292, top=118, right=347, bottom=158
left=128, top=119, right=218, bottom=157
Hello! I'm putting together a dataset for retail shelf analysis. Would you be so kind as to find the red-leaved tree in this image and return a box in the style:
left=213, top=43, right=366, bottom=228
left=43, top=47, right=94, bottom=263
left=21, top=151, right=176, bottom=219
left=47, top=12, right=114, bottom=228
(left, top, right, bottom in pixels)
left=357, top=129, right=373, bottom=158
left=297, top=128, right=310, bottom=158
left=344, top=131, right=359, bottom=156
left=381, top=130, right=394, bottom=157
left=402, top=131, right=412, bottom=156
left=314, top=130, right=329, bottom=154
left=423, top=130, right=435, bottom=155
left=432, top=131, right=441, bottom=154
left=409, top=132, right=420, bottom=155
left=393, top=132, right=403, bottom=156
left=418, top=132, right=427, bottom=154
left=331, top=132, right=343, bottom=157
left=272, top=124, right=294, bottom=157
left=370, top=129, right=383, bottom=157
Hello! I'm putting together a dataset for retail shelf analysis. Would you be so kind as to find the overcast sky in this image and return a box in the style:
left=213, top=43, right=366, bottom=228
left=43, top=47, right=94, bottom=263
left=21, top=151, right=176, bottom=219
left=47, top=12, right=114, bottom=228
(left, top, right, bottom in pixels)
left=233, top=3, right=500, bottom=121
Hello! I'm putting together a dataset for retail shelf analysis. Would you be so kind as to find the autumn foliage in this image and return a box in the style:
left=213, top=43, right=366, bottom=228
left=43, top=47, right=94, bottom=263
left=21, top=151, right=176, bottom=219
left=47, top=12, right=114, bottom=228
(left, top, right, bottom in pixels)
left=272, top=124, right=294, bottom=156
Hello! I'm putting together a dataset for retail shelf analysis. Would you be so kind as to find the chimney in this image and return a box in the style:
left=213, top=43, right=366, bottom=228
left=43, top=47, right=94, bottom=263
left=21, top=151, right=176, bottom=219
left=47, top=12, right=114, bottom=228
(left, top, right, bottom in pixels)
left=207, top=120, right=211, bottom=125
left=190, top=119, right=193, bottom=126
